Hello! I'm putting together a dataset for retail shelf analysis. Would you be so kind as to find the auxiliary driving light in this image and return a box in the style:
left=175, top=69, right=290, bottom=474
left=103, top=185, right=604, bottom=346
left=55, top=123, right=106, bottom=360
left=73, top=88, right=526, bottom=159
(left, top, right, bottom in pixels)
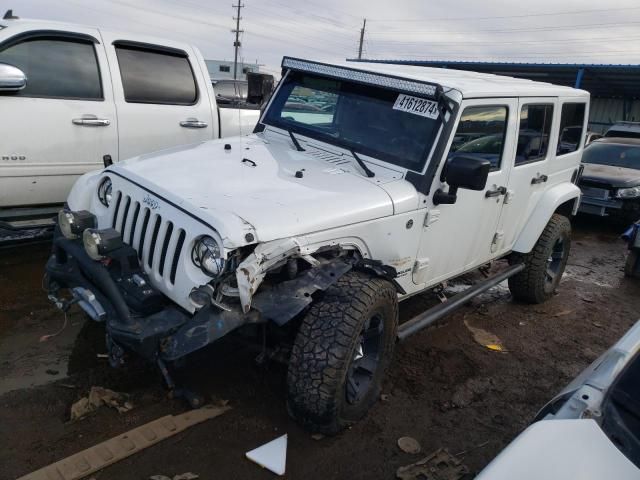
left=191, top=235, right=225, bottom=277
left=83, top=228, right=124, bottom=260
left=58, top=210, right=97, bottom=239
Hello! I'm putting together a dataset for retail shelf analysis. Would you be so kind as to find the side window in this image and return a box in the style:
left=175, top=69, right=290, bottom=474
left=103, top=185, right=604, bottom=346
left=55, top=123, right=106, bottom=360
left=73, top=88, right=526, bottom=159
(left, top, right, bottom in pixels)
left=115, top=45, right=197, bottom=105
left=448, top=105, right=508, bottom=170
left=0, top=37, right=102, bottom=100
left=219, top=65, right=230, bottom=73
left=557, top=103, right=586, bottom=155
left=516, top=104, right=554, bottom=165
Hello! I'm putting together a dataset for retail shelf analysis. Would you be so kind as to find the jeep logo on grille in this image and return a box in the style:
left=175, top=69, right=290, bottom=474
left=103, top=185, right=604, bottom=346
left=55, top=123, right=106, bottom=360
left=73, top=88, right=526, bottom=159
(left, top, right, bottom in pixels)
left=143, top=194, right=160, bottom=210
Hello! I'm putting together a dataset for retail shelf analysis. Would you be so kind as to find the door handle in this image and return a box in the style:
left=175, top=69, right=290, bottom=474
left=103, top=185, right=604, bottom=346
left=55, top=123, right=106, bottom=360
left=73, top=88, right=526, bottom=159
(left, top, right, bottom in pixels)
left=485, top=186, right=507, bottom=198
left=180, top=118, right=208, bottom=129
left=531, top=174, right=548, bottom=185
left=72, top=116, right=110, bottom=126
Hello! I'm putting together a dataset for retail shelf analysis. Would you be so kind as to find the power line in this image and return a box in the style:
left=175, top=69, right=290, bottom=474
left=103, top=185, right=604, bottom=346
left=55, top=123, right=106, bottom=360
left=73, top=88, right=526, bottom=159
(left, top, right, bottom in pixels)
left=366, top=34, right=640, bottom=48
left=369, top=20, right=640, bottom=36
left=367, top=5, right=640, bottom=23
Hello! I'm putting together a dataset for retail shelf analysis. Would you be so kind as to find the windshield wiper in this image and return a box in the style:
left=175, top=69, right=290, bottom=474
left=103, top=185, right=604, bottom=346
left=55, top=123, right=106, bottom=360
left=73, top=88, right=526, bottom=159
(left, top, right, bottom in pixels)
left=350, top=150, right=375, bottom=178
left=288, top=130, right=305, bottom=152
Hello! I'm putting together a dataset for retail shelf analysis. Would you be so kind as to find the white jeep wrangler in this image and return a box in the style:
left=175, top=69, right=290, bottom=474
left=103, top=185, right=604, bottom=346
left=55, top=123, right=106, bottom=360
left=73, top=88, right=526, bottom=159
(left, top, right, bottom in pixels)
left=46, top=57, right=589, bottom=434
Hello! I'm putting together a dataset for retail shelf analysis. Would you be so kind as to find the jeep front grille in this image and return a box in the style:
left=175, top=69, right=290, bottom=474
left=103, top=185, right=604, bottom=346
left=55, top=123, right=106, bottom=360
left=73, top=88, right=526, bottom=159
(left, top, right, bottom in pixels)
left=110, top=191, right=186, bottom=285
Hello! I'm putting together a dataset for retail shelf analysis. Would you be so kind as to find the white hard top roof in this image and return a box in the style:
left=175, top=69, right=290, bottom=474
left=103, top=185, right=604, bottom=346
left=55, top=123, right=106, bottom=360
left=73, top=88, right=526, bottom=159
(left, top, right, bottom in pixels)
left=325, top=59, right=589, bottom=100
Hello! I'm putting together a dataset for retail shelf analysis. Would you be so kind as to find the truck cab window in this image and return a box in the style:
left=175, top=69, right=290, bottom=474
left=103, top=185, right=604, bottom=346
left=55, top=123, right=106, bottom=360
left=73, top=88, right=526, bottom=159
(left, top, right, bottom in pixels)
left=557, top=103, right=586, bottom=155
left=115, top=45, right=197, bottom=105
left=448, top=105, right=508, bottom=170
left=516, top=104, right=554, bottom=164
left=0, top=37, right=102, bottom=100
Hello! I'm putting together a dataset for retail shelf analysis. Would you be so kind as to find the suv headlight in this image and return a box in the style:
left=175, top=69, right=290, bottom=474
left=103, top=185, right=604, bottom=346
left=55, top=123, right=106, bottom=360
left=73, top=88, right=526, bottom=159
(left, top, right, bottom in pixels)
left=58, top=210, right=97, bottom=239
left=616, top=186, right=640, bottom=199
left=97, top=177, right=113, bottom=206
left=192, top=235, right=224, bottom=277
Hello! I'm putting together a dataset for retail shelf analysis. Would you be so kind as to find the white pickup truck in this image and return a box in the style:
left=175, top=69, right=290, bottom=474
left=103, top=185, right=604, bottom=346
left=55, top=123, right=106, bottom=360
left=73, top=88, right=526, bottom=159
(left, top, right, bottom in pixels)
left=0, top=10, right=265, bottom=229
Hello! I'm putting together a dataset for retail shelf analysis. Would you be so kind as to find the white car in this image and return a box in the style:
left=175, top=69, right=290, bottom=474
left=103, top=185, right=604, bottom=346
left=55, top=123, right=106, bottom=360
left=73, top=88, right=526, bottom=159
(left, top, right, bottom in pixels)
left=477, top=321, right=640, bottom=479
left=46, top=57, right=590, bottom=434
left=0, top=10, right=264, bottom=229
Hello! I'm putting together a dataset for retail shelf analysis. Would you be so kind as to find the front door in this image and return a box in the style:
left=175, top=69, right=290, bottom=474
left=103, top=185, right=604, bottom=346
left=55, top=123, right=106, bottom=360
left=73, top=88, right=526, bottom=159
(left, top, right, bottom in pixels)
left=99, top=32, right=215, bottom=160
left=413, top=98, right=518, bottom=287
left=0, top=28, right=117, bottom=207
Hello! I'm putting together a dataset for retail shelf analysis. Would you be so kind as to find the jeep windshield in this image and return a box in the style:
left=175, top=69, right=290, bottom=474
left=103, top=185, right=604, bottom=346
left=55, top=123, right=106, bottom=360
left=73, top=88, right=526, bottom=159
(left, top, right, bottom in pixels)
left=263, top=71, right=443, bottom=171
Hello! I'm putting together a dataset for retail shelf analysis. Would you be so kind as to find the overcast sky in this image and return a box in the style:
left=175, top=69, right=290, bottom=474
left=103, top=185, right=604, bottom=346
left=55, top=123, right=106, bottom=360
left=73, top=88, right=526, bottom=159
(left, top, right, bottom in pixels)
left=3, top=0, right=640, bottom=75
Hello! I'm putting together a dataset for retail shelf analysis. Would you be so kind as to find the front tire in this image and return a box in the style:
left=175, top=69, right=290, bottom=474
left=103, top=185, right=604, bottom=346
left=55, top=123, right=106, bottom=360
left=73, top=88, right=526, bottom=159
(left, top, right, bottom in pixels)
left=286, top=271, right=398, bottom=434
left=508, top=214, right=571, bottom=304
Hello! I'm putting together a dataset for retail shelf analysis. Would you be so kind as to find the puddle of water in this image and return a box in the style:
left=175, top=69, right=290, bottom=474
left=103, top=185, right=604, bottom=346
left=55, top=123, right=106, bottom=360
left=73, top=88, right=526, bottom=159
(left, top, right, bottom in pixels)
left=0, top=243, right=85, bottom=394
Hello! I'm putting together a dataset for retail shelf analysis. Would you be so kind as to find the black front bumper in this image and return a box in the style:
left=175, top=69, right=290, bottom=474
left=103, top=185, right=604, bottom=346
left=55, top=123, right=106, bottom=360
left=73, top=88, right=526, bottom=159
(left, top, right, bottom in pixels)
left=45, top=230, right=257, bottom=365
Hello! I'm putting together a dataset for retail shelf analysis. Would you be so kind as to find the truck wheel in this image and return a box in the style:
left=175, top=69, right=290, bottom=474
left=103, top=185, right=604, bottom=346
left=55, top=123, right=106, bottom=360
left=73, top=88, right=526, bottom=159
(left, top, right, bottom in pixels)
left=286, top=271, right=398, bottom=434
left=508, top=214, right=571, bottom=304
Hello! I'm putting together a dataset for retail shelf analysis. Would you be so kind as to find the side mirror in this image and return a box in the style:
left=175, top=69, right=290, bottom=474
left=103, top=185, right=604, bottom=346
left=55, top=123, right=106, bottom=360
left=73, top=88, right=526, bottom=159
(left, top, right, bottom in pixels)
left=433, top=155, right=491, bottom=205
left=247, top=72, right=274, bottom=106
left=0, top=63, right=27, bottom=92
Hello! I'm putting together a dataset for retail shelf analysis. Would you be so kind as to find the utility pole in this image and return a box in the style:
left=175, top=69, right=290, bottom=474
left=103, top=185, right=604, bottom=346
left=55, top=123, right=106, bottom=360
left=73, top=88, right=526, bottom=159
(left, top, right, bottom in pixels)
left=232, top=2, right=244, bottom=79
left=357, top=18, right=366, bottom=60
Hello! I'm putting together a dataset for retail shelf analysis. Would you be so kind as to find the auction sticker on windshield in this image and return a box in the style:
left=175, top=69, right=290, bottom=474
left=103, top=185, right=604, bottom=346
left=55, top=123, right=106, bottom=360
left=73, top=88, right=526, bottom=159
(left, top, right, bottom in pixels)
left=393, top=94, right=439, bottom=120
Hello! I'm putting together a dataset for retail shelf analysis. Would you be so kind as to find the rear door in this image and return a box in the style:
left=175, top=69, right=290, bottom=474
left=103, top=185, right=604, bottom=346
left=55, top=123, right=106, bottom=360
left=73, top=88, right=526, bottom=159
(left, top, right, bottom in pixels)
left=496, top=99, right=558, bottom=252
left=99, top=32, right=215, bottom=160
left=0, top=28, right=117, bottom=207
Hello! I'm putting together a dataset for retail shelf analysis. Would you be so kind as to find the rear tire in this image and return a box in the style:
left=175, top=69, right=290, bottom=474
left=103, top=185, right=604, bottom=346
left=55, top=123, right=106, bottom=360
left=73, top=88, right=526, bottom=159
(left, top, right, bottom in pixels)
left=508, top=214, right=571, bottom=304
left=286, top=271, right=398, bottom=434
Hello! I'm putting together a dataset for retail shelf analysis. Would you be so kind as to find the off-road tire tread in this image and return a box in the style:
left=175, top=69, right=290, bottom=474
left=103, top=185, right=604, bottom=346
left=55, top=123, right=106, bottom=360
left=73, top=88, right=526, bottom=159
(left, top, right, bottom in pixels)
left=287, top=271, right=398, bottom=434
left=508, top=214, right=571, bottom=304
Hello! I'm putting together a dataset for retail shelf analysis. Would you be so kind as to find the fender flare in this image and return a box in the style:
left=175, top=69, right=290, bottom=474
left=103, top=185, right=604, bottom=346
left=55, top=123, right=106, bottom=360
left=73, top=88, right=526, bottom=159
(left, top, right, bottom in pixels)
left=251, top=258, right=405, bottom=326
left=512, top=183, right=581, bottom=254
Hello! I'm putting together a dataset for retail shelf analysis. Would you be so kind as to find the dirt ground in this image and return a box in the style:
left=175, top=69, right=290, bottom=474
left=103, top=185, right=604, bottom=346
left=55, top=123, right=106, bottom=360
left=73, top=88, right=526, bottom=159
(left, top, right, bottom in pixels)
left=1, top=217, right=639, bottom=480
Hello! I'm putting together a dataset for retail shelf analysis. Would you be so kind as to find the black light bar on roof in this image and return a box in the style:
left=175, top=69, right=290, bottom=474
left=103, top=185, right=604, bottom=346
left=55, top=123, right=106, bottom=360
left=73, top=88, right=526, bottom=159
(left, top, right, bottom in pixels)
left=281, top=57, right=441, bottom=99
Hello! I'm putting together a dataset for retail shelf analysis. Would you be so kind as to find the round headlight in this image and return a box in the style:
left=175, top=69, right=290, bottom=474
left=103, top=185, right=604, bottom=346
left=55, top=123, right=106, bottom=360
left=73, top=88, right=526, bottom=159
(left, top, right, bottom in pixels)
left=98, top=177, right=113, bottom=207
left=192, top=235, right=224, bottom=277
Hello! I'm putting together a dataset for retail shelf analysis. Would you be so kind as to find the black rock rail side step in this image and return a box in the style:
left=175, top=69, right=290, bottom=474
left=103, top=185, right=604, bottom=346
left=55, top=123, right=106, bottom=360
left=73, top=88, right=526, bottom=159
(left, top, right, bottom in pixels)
left=397, top=263, right=525, bottom=341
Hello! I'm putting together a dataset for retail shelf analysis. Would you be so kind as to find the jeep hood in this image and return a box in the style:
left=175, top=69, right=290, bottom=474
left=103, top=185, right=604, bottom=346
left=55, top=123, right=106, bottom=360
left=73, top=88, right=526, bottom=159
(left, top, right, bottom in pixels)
left=581, top=164, right=640, bottom=188
left=110, top=135, right=414, bottom=245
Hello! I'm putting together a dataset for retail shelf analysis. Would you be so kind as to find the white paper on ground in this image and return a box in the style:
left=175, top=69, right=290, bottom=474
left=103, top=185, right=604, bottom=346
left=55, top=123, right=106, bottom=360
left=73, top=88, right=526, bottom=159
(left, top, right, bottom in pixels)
left=246, top=434, right=287, bottom=476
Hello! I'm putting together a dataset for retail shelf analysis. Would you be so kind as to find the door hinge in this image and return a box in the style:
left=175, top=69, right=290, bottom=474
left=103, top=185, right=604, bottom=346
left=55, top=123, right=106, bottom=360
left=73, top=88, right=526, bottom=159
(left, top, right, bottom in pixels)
left=504, top=189, right=515, bottom=204
left=413, top=258, right=430, bottom=273
left=491, top=231, right=504, bottom=253
left=424, top=209, right=440, bottom=227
